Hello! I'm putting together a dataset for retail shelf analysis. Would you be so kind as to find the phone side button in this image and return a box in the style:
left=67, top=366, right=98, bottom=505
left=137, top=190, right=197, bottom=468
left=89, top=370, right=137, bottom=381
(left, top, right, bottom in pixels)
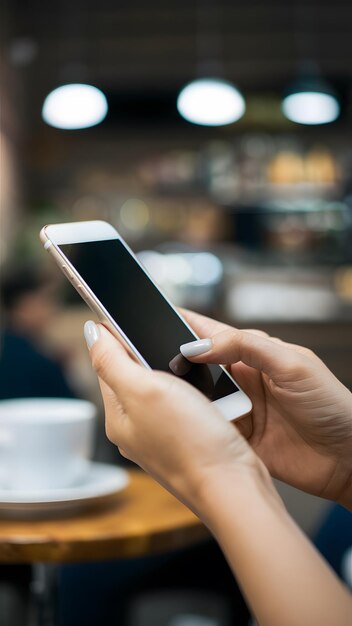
left=76, top=283, right=89, bottom=303
left=62, top=264, right=74, bottom=280
left=76, top=284, right=88, bottom=297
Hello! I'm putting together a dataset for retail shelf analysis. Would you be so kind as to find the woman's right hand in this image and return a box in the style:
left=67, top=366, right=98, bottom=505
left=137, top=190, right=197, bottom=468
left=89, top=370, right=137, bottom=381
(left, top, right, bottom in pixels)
left=181, top=310, right=352, bottom=509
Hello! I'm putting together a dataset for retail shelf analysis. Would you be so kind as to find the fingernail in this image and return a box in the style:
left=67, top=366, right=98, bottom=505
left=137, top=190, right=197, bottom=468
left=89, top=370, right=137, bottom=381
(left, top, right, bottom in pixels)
left=84, top=321, right=100, bottom=349
left=180, top=338, right=212, bottom=358
left=169, top=353, right=192, bottom=376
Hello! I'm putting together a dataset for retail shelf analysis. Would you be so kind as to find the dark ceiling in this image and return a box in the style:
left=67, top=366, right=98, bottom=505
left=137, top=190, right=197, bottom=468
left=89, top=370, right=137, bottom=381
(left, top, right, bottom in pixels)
left=2, top=0, right=352, bottom=129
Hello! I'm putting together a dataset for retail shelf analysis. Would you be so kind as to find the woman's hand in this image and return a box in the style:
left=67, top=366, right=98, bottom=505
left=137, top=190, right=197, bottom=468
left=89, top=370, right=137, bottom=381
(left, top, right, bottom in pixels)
left=180, top=309, right=352, bottom=508
left=84, top=321, right=275, bottom=514
left=83, top=318, right=352, bottom=626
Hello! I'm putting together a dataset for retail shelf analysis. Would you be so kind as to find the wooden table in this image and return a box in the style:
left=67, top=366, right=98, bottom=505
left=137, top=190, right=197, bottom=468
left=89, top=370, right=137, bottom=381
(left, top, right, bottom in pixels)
left=0, top=470, right=208, bottom=563
left=0, top=470, right=208, bottom=626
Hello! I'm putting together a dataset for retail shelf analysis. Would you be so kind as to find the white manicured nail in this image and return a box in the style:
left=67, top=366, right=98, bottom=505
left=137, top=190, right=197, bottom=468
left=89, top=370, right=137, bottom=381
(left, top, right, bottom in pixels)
left=84, top=320, right=100, bottom=349
left=180, top=338, right=212, bottom=358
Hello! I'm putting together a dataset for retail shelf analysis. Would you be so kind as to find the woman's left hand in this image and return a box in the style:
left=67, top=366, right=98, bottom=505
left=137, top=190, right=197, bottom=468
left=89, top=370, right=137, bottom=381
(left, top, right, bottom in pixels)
left=84, top=321, right=270, bottom=513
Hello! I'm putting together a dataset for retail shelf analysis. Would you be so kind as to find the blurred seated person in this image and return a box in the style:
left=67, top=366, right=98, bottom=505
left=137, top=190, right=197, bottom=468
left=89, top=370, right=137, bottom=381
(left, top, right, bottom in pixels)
left=0, top=262, right=75, bottom=400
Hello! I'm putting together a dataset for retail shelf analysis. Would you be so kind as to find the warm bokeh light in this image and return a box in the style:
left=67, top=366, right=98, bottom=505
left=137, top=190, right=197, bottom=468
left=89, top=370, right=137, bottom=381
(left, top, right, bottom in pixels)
left=42, top=83, right=108, bottom=129
left=119, top=199, right=150, bottom=234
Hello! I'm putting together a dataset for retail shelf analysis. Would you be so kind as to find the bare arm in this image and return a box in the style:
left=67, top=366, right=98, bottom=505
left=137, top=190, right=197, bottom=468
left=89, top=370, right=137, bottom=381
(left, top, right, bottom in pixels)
left=196, top=466, right=351, bottom=626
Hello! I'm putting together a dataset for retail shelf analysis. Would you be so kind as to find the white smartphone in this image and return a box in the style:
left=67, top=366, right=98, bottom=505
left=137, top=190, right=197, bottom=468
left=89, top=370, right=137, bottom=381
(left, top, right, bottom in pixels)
left=40, top=220, right=252, bottom=421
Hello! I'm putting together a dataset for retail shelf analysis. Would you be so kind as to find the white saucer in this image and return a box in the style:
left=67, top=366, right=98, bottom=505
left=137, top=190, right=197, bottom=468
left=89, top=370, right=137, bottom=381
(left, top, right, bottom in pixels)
left=0, top=462, right=129, bottom=514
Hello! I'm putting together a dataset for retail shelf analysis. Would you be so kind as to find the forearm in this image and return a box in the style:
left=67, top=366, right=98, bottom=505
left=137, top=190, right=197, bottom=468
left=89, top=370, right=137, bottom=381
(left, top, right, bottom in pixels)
left=196, top=465, right=351, bottom=626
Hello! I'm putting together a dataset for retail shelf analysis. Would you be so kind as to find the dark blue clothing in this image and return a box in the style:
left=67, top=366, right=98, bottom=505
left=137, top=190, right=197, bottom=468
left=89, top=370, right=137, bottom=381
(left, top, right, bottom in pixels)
left=314, top=504, right=352, bottom=580
left=0, top=330, right=75, bottom=400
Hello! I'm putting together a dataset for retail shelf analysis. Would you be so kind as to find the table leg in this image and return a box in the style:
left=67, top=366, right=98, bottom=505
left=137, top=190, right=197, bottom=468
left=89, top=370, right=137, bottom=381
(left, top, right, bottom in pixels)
left=0, top=575, right=29, bottom=626
left=30, top=563, right=59, bottom=626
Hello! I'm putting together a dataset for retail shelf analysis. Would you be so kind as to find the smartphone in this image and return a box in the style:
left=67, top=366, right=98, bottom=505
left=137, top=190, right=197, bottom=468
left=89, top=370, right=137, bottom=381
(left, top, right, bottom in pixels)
left=40, top=220, right=252, bottom=421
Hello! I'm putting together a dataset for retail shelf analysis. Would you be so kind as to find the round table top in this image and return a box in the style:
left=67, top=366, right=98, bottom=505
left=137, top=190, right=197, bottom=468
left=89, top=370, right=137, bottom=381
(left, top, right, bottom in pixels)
left=0, top=470, right=208, bottom=563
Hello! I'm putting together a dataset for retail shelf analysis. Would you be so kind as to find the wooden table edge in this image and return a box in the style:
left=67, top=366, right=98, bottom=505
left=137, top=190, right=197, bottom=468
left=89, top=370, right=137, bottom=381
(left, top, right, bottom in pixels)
left=0, top=470, right=210, bottom=563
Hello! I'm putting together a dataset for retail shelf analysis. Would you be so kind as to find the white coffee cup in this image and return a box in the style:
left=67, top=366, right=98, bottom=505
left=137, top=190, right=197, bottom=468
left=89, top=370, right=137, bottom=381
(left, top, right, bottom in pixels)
left=0, top=398, right=96, bottom=492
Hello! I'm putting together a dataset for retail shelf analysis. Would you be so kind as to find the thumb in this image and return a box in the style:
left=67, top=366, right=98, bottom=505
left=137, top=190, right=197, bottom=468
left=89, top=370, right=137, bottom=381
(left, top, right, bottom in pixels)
left=84, top=321, right=147, bottom=393
left=180, top=328, right=304, bottom=383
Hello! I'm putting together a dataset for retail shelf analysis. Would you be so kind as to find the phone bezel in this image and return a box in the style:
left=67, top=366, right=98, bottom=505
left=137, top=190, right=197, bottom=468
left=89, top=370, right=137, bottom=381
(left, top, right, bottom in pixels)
left=40, top=220, right=252, bottom=421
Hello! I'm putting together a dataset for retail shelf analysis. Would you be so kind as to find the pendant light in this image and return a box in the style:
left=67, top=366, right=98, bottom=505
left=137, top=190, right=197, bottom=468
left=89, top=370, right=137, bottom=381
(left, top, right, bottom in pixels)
left=282, top=74, right=340, bottom=125
left=41, top=4, right=108, bottom=130
left=42, top=83, right=108, bottom=129
left=177, top=0, right=245, bottom=126
left=282, top=5, right=340, bottom=125
left=177, top=78, right=245, bottom=126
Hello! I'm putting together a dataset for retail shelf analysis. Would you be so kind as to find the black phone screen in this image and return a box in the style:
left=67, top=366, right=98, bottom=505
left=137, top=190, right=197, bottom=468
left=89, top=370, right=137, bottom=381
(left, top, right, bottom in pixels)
left=60, top=239, right=239, bottom=401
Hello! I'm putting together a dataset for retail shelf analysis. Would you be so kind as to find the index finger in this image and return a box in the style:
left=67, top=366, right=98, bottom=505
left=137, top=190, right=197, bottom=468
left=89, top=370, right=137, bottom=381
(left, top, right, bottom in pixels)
left=181, top=328, right=305, bottom=384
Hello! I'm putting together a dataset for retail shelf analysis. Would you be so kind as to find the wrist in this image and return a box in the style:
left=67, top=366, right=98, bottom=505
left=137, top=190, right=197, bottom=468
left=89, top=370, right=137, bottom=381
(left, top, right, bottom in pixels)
left=190, top=458, right=285, bottom=530
left=318, top=452, right=352, bottom=511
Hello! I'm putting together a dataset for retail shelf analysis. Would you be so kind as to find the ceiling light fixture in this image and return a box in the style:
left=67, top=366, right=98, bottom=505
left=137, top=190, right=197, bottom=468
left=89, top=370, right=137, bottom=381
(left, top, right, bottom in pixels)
left=42, top=83, right=108, bottom=129
left=282, top=81, right=340, bottom=125
left=177, top=78, right=245, bottom=126
left=177, top=0, right=245, bottom=127
left=283, top=0, right=341, bottom=126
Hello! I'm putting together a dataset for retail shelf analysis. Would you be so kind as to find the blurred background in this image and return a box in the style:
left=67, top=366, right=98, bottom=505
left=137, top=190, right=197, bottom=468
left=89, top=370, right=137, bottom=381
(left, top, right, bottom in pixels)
left=0, top=0, right=352, bottom=618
